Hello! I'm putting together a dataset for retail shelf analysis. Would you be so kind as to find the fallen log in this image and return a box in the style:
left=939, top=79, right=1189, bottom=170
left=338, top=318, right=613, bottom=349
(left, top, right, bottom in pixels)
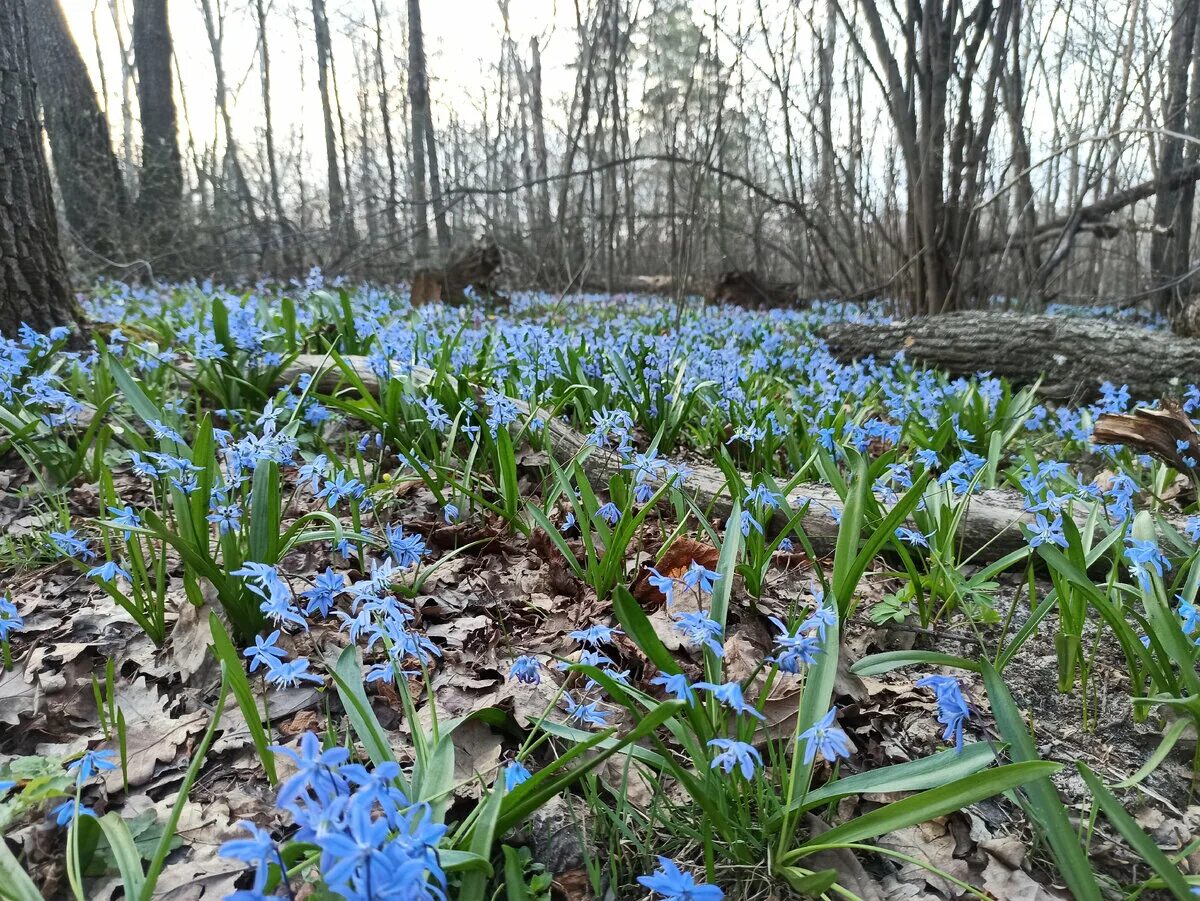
left=264, top=354, right=1189, bottom=564
left=819, top=311, right=1200, bottom=401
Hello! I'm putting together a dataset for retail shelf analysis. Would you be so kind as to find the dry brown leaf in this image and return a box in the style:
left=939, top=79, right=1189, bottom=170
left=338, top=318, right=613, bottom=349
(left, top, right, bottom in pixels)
left=630, top=538, right=719, bottom=609
left=102, top=676, right=208, bottom=790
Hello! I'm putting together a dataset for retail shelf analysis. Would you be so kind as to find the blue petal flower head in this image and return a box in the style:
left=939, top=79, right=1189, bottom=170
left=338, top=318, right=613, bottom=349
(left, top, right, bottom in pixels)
left=798, top=706, right=853, bottom=764
left=1125, top=537, right=1171, bottom=590
left=562, top=692, right=610, bottom=728
left=560, top=512, right=577, bottom=533
left=219, top=821, right=278, bottom=893
left=672, top=611, right=724, bottom=657
left=504, top=760, right=532, bottom=791
left=637, top=857, right=723, bottom=901
left=707, top=738, right=762, bottom=779
left=650, top=672, right=696, bottom=705
left=646, top=567, right=675, bottom=605
left=568, top=623, right=623, bottom=647
left=443, top=503, right=460, bottom=524
left=52, top=799, right=97, bottom=827
left=87, top=560, right=132, bottom=583
left=1026, top=513, right=1067, bottom=549
left=509, top=655, right=542, bottom=685
left=682, top=561, right=720, bottom=594
left=265, top=656, right=324, bottom=689
left=596, top=502, right=621, bottom=525
left=271, top=732, right=351, bottom=814
left=692, top=681, right=764, bottom=720
left=68, top=749, right=118, bottom=783
left=916, top=675, right=973, bottom=752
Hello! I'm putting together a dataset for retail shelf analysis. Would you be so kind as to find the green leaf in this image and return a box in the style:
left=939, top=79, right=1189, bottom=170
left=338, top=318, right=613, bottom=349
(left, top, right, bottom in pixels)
left=503, top=846, right=532, bottom=901
left=329, top=646, right=397, bottom=768
left=0, top=835, right=45, bottom=901
left=767, top=744, right=996, bottom=830
left=207, top=614, right=277, bottom=784
left=1078, top=762, right=1193, bottom=899
left=248, top=461, right=281, bottom=565
left=851, top=651, right=980, bottom=677
left=458, top=785, right=503, bottom=900
left=612, top=586, right=679, bottom=676
left=788, top=761, right=1060, bottom=858
left=981, top=661, right=1102, bottom=901
left=95, top=813, right=146, bottom=900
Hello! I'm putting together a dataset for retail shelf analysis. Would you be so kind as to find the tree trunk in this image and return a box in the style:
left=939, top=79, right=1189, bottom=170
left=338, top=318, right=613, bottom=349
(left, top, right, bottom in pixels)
left=26, top=0, right=128, bottom=262
left=1150, top=0, right=1200, bottom=318
left=820, top=311, right=1200, bottom=401
left=311, top=0, right=347, bottom=254
left=0, top=0, right=79, bottom=338
left=407, top=0, right=432, bottom=263
left=132, top=0, right=183, bottom=252
left=254, top=0, right=298, bottom=273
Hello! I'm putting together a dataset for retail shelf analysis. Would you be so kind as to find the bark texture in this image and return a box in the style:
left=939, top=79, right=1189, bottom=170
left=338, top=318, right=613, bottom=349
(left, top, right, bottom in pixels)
left=26, top=0, right=128, bottom=260
left=132, top=0, right=182, bottom=243
left=0, top=0, right=79, bottom=338
left=820, top=312, right=1200, bottom=401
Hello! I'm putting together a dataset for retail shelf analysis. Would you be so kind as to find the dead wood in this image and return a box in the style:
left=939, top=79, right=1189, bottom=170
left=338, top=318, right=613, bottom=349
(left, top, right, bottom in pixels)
left=819, top=311, right=1200, bottom=401
left=1093, top=402, right=1200, bottom=471
left=411, top=239, right=504, bottom=305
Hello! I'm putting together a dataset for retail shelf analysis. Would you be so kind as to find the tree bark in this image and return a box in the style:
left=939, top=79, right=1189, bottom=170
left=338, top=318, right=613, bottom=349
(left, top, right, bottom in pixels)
left=132, top=0, right=183, bottom=250
left=820, top=312, right=1200, bottom=401
left=407, top=0, right=432, bottom=263
left=0, top=0, right=79, bottom=338
left=311, top=0, right=348, bottom=253
left=26, top=0, right=128, bottom=261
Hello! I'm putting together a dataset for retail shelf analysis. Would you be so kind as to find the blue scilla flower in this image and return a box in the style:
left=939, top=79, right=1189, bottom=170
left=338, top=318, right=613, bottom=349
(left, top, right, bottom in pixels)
left=672, top=610, right=724, bottom=657
left=504, top=760, right=532, bottom=791
left=219, top=821, right=279, bottom=893
left=637, top=857, right=723, bottom=901
left=1026, top=513, right=1067, bottom=549
left=568, top=623, right=622, bottom=647
left=651, top=671, right=696, bottom=705
left=509, top=655, right=542, bottom=685
left=707, top=738, right=762, bottom=779
left=916, top=674, right=973, bottom=752
left=68, top=749, right=117, bottom=783
left=265, top=656, right=324, bottom=689
left=692, top=681, right=764, bottom=720
left=51, top=799, right=97, bottom=827
left=798, top=706, right=853, bottom=764
left=562, top=692, right=610, bottom=728
left=682, top=561, right=720, bottom=594
left=0, top=596, right=24, bottom=642
left=271, top=732, right=351, bottom=815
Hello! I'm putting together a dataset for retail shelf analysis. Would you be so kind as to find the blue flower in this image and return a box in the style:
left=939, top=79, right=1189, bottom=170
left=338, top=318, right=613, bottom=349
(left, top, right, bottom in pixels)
left=562, top=692, right=610, bottom=728
left=568, top=624, right=622, bottom=646
left=646, top=567, right=675, bottom=604
left=672, top=611, right=724, bottom=657
left=916, top=675, right=973, bottom=752
left=504, top=760, right=532, bottom=791
left=596, top=502, right=621, bottom=525
left=1126, top=537, right=1170, bottom=590
left=219, top=821, right=278, bottom=893
left=509, top=655, right=542, bottom=685
left=271, top=732, right=351, bottom=815
left=798, top=706, right=853, bottom=764
left=651, top=671, right=696, bottom=705
left=682, top=562, right=720, bottom=594
left=692, top=681, right=764, bottom=720
left=385, top=523, right=428, bottom=568
left=265, top=656, right=324, bottom=689
left=51, top=799, right=97, bottom=826
left=87, top=560, right=132, bottom=583
left=244, top=630, right=288, bottom=673
left=707, top=739, right=762, bottom=779
left=1026, top=513, right=1067, bottom=549
left=68, top=749, right=117, bottom=782
left=443, top=503, right=460, bottom=524
left=637, top=857, right=723, bottom=901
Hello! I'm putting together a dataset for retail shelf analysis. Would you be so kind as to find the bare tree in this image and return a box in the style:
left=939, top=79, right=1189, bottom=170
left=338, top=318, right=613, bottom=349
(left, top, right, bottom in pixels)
left=132, top=0, right=183, bottom=250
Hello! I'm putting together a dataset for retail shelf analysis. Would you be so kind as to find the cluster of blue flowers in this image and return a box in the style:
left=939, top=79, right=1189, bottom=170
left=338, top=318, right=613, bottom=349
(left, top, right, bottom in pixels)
left=220, top=733, right=446, bottom=900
